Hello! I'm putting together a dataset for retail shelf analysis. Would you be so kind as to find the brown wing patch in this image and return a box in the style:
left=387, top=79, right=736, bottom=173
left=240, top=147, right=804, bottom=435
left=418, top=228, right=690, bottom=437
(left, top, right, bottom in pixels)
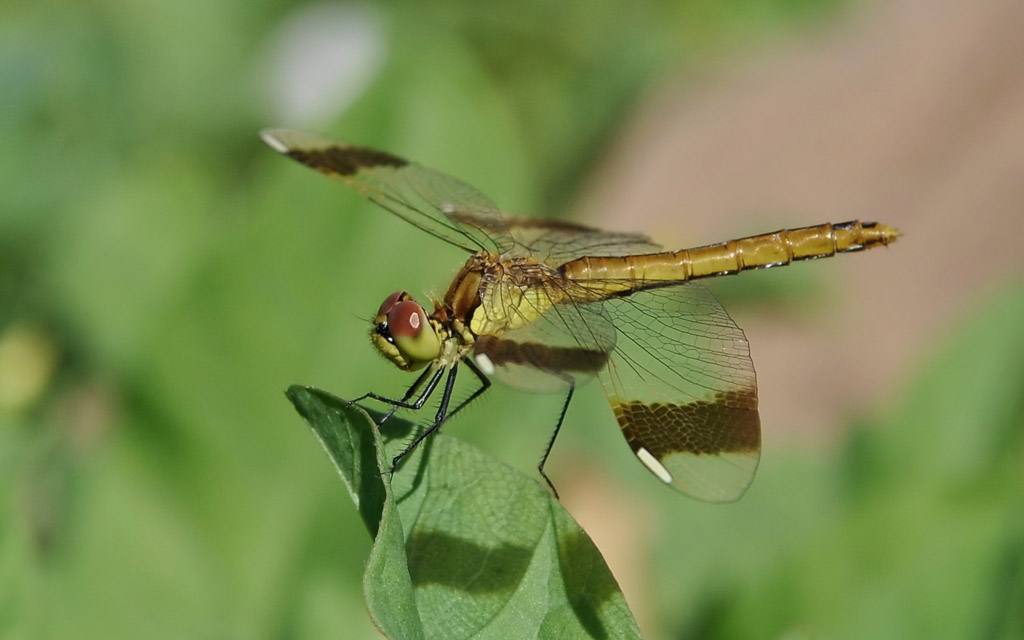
left=285, top=146, right=406, bottom=177
left=475, top=335, right=609, bottom=373
left=614, top=388, right=760, bottom=459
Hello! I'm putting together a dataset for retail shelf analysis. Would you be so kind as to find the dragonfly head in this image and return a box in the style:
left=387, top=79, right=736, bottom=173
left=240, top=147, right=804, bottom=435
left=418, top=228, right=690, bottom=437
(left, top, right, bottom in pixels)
left=371, top=291, right=442, bottom=371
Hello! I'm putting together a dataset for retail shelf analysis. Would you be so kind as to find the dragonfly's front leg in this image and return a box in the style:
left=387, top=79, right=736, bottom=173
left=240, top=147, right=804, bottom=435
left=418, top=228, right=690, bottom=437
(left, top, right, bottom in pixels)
left=389, top=357, right=493, bottom=473
left=390, top=364, right=458, bottom=473
left=351, top=364, right=445, bottom=425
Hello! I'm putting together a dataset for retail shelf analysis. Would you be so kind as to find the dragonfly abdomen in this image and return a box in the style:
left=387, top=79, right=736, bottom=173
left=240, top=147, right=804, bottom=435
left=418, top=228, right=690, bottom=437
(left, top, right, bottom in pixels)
left=562, top=220, right=899, bottom=291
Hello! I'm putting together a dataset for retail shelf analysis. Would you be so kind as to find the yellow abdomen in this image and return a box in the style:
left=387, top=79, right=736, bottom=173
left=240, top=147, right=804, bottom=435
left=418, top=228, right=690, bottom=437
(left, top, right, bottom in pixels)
left=560, top=220, right=899, bottom=294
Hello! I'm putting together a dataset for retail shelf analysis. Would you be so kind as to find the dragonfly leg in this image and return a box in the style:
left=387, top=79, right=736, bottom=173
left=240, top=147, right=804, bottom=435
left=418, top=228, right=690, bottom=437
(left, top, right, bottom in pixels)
left=352, top=365, right=444, bottom=425
left=538, top=374, right=576, bottom=500
left=389, top=357, right=493, bottom=474
left=440, top=356, right=492, bottom=424
left=391, top=364, right=459, bottom=473
left=392, top=357, right=492, bottom=492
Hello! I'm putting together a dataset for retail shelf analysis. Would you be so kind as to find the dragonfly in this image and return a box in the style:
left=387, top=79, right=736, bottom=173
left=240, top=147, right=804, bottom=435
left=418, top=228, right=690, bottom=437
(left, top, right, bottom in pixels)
left=261, top=129, right=899, bottom=502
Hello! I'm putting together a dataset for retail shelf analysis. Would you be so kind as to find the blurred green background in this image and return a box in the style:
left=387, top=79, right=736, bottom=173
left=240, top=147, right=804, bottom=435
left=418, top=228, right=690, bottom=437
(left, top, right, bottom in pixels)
left=3, top=0, right=1022, bottom=638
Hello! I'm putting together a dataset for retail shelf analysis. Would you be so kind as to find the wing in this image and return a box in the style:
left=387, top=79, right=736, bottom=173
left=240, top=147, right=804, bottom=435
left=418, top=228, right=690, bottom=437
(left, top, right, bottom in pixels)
left=501, top=217, right=664, bottom=264
left=599, top=284, right=760, bottom=502
left=261, top=129, right=514, bottom=254
left=470, top=260, right=758, bottom=501
left=472, top=276, right=617, bottom=393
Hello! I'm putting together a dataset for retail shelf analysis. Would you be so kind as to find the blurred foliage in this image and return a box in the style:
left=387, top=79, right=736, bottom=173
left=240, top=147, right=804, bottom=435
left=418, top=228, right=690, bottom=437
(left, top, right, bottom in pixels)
left=3, top=0, right=1021, bottom=639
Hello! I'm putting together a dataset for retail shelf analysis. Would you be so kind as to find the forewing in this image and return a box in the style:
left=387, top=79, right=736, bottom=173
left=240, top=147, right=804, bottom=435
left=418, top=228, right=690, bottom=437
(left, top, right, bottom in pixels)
left=261, top=129, right=513, bottom=253
left=600, top=284, right=760, bottom=502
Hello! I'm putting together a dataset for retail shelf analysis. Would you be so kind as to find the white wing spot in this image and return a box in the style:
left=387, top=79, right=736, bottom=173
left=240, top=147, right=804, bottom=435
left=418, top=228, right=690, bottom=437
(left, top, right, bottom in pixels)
left=474, top=353, right=495, bottom=376
left=260, top=130, right=290, bottom=153
left=636, top=447, right=674, bottom=484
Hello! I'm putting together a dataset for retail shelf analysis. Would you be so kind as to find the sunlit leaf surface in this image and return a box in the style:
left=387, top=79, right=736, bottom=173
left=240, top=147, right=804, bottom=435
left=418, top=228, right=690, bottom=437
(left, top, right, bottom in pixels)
left=288, top=386, right=641, bottom=640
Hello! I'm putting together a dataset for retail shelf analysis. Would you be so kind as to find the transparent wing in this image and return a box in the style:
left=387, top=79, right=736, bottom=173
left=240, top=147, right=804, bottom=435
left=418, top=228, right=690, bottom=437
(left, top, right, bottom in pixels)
left=261, top=129, right=514, bottom=254
left=501, top=217, right=663, bottom=264
left=599, top=283, right=760, bottom=502
left=472, top=259, right=760, bottom=502
left=472, top=276, right=617, bottom=393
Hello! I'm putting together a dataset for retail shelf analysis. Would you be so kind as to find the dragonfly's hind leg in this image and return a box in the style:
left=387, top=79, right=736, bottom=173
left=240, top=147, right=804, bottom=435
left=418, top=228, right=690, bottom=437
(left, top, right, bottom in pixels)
left=538, top=374, right=576, bottom=500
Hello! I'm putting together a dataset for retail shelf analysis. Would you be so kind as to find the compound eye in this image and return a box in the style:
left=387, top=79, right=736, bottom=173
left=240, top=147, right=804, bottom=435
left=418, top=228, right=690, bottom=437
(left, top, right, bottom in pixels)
left=378, top=291, right=407, bottom=317
left=387, top=300, right=426, bottom=338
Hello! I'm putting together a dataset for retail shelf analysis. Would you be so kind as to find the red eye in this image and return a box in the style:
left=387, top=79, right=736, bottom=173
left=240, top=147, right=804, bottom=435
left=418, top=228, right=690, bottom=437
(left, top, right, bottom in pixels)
left=378, top=291, right=406, bottom=316
left=387, top=300, right=425, bottom=338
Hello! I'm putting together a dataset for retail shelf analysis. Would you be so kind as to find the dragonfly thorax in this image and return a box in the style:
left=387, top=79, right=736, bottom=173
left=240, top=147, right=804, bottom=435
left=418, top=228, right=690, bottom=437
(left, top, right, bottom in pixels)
left=371, top=291, right=443, bottom=371
left=443, top=251, right=567, bottom=337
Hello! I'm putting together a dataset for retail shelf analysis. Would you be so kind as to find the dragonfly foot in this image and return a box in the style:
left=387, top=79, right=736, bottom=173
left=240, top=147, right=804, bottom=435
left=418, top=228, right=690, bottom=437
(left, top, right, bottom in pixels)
left=539, top=470, right=561, bottom=501
left=370, top=405, right=398, bottom=427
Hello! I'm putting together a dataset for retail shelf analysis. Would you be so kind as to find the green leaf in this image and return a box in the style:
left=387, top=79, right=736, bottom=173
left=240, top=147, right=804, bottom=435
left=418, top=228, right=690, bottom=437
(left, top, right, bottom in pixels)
left=286, top=386, right=641, bottom=640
